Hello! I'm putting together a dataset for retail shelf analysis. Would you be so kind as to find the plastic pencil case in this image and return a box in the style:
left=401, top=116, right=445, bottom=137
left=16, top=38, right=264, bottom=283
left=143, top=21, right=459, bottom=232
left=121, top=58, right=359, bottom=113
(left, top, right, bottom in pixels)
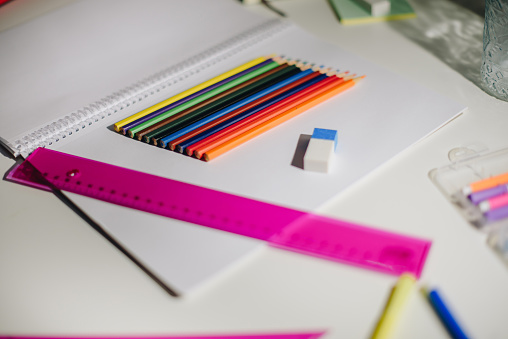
left=429, top=146, right=508, bottom=265
left=428, top=146, right=508, bottom=230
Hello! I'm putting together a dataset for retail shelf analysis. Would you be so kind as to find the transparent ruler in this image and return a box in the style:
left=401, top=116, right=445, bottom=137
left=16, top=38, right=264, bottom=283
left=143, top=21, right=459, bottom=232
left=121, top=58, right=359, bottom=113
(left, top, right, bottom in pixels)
left=8, top=148, right=431, bottom=278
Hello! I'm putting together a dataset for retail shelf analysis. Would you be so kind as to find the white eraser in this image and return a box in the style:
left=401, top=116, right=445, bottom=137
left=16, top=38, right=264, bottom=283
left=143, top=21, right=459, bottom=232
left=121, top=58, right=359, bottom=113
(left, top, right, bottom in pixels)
left=354, top=0, right=391, bottom=17
left=303, top=128, right=338, bottom=173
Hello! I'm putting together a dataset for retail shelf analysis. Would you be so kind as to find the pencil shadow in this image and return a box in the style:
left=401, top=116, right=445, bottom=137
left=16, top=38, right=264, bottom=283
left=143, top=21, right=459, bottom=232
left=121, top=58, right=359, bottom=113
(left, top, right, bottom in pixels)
left=0, top=142, right=16, bottom=160
left=291, top=134, right=311, bottom=169
left=106, top=124, right=116, bottom=132
left=4, top=154, right=180, bottom=297
left=387, top=0, right=485, bottom=89
left=2, top=158, right=23, bottom=183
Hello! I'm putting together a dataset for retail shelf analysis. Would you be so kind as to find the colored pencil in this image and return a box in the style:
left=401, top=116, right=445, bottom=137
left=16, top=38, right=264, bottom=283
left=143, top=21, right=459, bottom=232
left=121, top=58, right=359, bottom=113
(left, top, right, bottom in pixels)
left=196, top=75, right=355, bottom=161
left=119, top=58, right=275, bottom=134
left=177, top=73, right=330, bottom=155
left=148, top=65, right=302, bottom=145
left=158, top=68, right=319, bottom=149
left=114, top=55, right=270, bottom=132
left=201, top=76, right=360, bottom=161
left=189, top=73, right=341, bottom=158
left=428, top=288, right=470, bottom=339
left=127, top=60, right=282, bottom=138
left=371, top=273, right=415, bottom=339
left=113, top=55, right=363, bottom=161
left=168, top=70, right=325, bottom=152
left=134, top=63, right=290, bottom=141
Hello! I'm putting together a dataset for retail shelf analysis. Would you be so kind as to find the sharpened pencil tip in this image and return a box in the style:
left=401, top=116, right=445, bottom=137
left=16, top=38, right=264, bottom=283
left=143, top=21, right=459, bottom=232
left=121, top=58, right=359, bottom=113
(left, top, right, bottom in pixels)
left=352, top=75, right=365, bottom=84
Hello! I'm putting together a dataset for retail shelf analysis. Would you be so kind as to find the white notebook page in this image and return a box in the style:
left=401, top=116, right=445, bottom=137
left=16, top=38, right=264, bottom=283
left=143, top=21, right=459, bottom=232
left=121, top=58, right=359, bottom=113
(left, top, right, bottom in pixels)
left=0, top=0, right=466, bottom=295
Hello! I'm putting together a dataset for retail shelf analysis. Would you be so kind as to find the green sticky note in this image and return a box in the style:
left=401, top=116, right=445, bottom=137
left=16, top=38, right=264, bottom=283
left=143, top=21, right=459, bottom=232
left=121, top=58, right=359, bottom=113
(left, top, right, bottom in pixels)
left=328, top=0, right=416, bottom=25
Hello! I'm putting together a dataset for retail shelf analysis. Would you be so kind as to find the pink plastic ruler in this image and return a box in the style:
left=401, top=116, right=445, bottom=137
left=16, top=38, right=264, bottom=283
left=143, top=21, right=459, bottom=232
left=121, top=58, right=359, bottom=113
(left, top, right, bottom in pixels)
left=0, top=334, right=324, bottom=339
left=8, top=148, right=431, bottom=277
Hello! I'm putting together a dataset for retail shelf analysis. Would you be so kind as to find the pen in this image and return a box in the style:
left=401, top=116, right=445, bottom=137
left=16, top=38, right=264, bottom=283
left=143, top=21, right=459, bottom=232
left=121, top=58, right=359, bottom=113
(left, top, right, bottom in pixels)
left=428, top=288, right=470, bottom=339
left=371, top=273, right=416, bottom=339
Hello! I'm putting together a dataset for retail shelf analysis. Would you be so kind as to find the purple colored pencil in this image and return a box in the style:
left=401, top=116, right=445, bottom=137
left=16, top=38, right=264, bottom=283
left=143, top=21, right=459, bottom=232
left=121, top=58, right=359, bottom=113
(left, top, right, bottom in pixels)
left=485, top=204, right=508, bottom=222
left=469, top=184, right=508, bottom=204
left=120, top=58, right=274, bottom=134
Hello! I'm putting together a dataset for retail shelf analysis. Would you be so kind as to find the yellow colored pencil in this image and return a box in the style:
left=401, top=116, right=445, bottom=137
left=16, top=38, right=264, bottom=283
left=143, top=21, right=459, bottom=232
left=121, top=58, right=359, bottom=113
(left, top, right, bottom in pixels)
left=371, top=273, right=416, bottom=339
left=113, top=56, right=270, bottom=132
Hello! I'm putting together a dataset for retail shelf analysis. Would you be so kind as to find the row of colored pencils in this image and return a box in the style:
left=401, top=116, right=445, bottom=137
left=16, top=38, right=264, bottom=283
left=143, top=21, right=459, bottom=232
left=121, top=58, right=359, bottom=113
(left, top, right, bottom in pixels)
left=113, top=55, right=363, bottom=161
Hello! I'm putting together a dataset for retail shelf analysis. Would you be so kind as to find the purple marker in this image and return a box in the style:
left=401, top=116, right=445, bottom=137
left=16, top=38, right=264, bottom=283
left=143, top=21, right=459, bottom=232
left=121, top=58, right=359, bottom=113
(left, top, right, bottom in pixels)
left=469, top=184, right=508, bottom=204
left=485, top=204, right=508, bottom=222
left=120, top=59, right=274, bottom=134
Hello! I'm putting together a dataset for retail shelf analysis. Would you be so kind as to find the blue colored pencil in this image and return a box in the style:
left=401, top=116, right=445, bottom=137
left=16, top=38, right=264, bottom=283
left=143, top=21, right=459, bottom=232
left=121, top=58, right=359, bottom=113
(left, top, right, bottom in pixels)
left=428, top=289, right=470, bottom=339
left=176, top=73, right=328, bottom=154
left=158, top=68, right=315, bottom=148
left=119, top=58, right=274, bottom=134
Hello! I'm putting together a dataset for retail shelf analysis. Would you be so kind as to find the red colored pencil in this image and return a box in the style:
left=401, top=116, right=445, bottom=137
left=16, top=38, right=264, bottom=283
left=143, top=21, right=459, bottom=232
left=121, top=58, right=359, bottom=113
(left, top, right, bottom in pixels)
left=191, top=74, right=348, bottom=159
left=167, top=70, right=322, bottom=151
left=203, top=77, right=362, bottom=161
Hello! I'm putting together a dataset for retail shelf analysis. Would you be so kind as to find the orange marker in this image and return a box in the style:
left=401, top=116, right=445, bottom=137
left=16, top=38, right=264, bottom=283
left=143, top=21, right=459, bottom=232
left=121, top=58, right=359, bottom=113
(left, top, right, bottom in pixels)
left=202, top=76, right=363, bottom=161
left=463, top=171, right=508, bottom=195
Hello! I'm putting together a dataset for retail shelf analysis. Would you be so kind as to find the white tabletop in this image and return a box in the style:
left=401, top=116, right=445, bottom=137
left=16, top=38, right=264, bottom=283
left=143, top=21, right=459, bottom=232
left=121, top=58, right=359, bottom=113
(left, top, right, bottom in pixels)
left=1, top=0, right=508, bottom=338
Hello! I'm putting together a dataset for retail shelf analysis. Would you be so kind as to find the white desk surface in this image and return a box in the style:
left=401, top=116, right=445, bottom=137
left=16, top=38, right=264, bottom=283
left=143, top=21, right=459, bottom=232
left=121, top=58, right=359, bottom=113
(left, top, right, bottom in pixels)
left=1, top=0, right=508, bottom=338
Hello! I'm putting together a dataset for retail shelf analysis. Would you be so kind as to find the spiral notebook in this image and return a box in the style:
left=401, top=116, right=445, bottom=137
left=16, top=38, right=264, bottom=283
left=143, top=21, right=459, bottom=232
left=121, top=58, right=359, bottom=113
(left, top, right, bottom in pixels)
left=0, top=0, right=466, bottom=295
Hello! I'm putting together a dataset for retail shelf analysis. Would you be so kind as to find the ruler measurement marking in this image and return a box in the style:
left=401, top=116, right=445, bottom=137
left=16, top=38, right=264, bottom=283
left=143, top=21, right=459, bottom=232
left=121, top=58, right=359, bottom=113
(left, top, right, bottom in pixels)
left=9, top=148, right=431, bottom=277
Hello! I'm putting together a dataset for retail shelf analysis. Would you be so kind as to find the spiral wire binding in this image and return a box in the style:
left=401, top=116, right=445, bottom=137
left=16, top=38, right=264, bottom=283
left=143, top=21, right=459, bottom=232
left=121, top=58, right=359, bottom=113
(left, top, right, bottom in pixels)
left=9, top=18, right=291, bottom=157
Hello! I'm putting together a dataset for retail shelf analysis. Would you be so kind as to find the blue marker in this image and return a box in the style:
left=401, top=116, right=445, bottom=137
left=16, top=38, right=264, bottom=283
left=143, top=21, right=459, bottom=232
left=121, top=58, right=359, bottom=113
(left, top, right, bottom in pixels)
left=428, top=289, right=470, bottom=339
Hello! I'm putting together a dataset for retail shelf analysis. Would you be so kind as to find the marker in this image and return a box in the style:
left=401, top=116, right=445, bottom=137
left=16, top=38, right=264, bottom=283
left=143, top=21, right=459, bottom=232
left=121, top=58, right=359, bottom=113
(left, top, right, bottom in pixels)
left=468, top=184, right=508, bottom=204
left=371, top=273, right=416, bottom=339
left=462, top=171, right=508, bottom=196
left=427, top=288, right=470, bottom=339
left=485, top=204, right=508, bottom=222
left=479, top=192, right=508, bottom=212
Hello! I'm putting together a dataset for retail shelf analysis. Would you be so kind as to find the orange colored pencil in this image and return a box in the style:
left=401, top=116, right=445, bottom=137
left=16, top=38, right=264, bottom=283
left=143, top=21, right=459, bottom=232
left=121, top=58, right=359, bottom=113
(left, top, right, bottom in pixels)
left=188, top=74, right=341, bottom=157
left=167, top=71, right=322, bottom=151
left=193, top=75, right=350, bottom=159
left=192, top=75, right=345, bottom=159
left=202, top=77, right=362, bottom=162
